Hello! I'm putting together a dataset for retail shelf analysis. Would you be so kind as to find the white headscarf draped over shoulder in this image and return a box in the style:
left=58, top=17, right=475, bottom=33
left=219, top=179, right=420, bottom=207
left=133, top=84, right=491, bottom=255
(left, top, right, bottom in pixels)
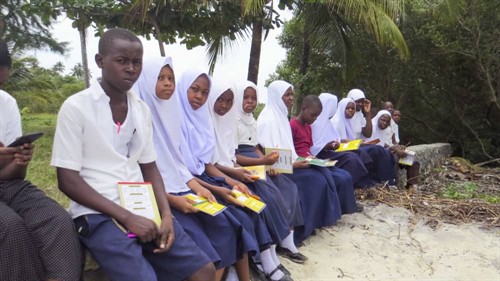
left=310, top=93, right=340, bottom=156
left=132, top=57, right=193, bottom=192
left=256, top=80, right=298, bottom=159
left=208, top=78, right=237, bottom=167
left=235, top=81, right=258, bottom=146
left=177, top=69, right=215, bottom=175
left=366, top=110, right=392, bottom=146
left=346, top=88, right=366, bottom=135
left=331, top=97, right=356, bottom=140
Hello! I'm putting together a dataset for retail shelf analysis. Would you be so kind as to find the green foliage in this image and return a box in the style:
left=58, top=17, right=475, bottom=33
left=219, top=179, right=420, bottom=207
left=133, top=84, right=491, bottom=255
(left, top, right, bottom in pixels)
left=4, top=57, right=85, bottom=114
left=441, top=182, right=478, bottom=199
left=22, top=113, right=69, bottom=207
left=253, top=103, right=265, bottom=119
left=272, top=0, right=499, bottom=164
left=0, top=0, right=67, bottom=53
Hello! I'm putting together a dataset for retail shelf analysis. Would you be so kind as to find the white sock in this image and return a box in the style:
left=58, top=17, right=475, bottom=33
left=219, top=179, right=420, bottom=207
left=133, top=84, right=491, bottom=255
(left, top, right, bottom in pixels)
left=225, top=266, right=238, bottom=281
left=270, top=245, right=281, bottom=266
left=279, top=231, right=299, bottom=253
left=261, top=249, right=285, bottom=280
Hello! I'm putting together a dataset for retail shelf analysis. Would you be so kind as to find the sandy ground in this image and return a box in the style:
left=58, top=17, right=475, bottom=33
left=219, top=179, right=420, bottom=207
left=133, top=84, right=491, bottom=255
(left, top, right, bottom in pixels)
left=280, top=203, right=500, bottom=281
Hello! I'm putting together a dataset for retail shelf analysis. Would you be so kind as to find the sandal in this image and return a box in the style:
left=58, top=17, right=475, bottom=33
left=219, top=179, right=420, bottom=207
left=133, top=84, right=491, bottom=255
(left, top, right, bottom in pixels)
left=266, top=266, right=294, bottom=281
left=277, top=264, right=290, bottom=276
left=276, top=246, right=308, bottom=264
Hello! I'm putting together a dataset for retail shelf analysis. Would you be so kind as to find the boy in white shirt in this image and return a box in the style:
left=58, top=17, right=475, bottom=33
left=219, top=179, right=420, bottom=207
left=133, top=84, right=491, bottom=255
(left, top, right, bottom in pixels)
left=51, top=28, right=215, bottom=281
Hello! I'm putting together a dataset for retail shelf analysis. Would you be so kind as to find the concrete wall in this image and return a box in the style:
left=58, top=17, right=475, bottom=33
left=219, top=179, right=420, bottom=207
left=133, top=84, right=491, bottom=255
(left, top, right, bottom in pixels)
left=397, top=143, right=452, bottom=188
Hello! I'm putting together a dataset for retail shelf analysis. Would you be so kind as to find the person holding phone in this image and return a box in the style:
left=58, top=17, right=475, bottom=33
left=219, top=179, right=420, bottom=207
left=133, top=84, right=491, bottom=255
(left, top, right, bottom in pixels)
left=0, top=41, right=82, bottom=280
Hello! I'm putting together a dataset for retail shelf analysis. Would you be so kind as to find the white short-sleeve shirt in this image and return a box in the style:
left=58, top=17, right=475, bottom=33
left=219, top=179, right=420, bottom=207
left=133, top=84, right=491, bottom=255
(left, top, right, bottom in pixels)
left=51, top=80, right=157, bottom=218
left=0, top=90, right=22, bottom=145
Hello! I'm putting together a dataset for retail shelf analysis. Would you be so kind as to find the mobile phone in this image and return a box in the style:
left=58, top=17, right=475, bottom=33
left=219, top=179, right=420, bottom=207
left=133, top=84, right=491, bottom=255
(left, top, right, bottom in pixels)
left=7, top=132, right=44, bottom=147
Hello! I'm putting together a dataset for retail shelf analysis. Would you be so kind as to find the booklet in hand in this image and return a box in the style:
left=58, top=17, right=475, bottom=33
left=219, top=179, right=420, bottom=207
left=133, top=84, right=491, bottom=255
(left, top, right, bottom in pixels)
left=335, top=139, right=362, bottom=152
left=231, top=190, right=266, bottom=214
left=185, top=194, right=227, bottom=216
left=296, top=156, right=337, bottom=167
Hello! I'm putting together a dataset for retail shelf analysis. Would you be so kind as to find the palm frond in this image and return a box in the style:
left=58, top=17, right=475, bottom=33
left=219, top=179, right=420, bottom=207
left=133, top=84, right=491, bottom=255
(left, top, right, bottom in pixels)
left=205, top=28, right=250, bottom=75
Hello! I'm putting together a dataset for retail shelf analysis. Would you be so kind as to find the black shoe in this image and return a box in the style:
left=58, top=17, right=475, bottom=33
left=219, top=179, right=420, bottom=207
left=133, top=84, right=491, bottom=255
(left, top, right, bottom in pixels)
left=267, top=266, right=294, bottom=281
left=276, top=246, right=308, bottom=264
left=278, top=264, right=291, bottom=276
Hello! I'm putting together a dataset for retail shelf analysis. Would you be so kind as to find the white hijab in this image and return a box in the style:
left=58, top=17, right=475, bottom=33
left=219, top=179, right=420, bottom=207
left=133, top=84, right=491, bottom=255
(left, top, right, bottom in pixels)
left=132, top=57, right=193, bottom=192
left=177, top=69, right=215, bottom=175
left=310, top=93, right=341, bottom=156
left=208, top=79, right=237, bottom=167
left=366, top=110, right=392, bottom=146
left=235, top=81, right=259, bottom=146
left=331, top=97, right=356, bottom=140
left=256, top=80, right=298, bottom=159
left=347, top=88, right=366, bottom=135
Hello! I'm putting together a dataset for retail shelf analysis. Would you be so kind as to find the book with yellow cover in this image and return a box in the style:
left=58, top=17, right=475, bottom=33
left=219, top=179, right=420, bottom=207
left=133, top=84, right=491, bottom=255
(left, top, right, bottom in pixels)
left=335, top=139, right=362, bottom=152
left=296, top=156, right=337, bottom=167
left=118, top=182, right=162, bottom=228
left=231, top=190, right=267, bottom=214
left=242, top=165, right=267, bottom=180
left=263, top=147, right=293, bottom=174
left=185, top=194, right=227, bottom=216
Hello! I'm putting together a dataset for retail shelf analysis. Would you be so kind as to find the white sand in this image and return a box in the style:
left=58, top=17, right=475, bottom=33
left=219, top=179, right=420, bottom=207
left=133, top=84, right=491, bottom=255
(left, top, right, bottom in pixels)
left=280, top=204, right=500, bottom=281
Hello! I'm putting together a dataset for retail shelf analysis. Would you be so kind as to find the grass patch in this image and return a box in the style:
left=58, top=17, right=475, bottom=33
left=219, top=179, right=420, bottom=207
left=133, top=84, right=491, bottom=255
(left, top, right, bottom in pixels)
left=22, top=113, right=69, bottom=207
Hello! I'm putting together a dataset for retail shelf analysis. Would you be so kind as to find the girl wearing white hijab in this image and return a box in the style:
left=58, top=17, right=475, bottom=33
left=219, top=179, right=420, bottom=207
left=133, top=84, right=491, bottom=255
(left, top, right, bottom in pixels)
left=208, top=79, right=301, bottom=280
left=347, top=89, right=373, bottom=139
left=133, top=58, right=260, bottom=281
left=257, top=80, right=341, bottom=244
left=333, top=98, right=397, bottom=186
left=311, top=93, right=373, bottom=188
left=234, top=81, right=304, bottom=232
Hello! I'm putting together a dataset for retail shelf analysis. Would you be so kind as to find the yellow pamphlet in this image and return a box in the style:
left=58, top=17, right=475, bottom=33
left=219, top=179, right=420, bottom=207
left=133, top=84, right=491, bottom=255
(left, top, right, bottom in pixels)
left=232, top=190, right=267, bottom=213
left=264, top=147, right=293, bottom=174
left=118, top=182, right=162, bottom=228
left=185, top=194, right=227, bottom=216
left=296, top=156, right=338, bottom=167
left=335, top=139, right=362, bottom=152
left=242, top=165, right=267, bottom=180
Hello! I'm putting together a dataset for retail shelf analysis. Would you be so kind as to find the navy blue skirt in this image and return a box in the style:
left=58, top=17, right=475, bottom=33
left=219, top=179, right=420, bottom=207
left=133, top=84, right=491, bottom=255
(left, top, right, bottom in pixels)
left=237, top=145, right=304, bottom=227
left=326, top=168, right=358, bottom=214
left=318, top=150, right=375, bottom=188
left=196, top=173, right=272, bottom=252
left=284, top=167, right=342, bottom=243
left=359, top=145, right=397, bottom=185
left=171, top=190, right=249, bottom=269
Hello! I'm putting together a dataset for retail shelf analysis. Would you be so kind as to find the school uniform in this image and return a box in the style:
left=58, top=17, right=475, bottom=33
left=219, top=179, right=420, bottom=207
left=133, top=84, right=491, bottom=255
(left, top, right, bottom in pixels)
left=311, top=93, right=374, bottom=188
left=208, top=79, right=291, bottom=244
left=235, top=81, right=303, bottom=228
left=0, top=90, right=81, bottom=281
left=290, top=117, right=358, bottom=215
left=132, top=57, right=252, bottom=269
left=51, top=79, right=210, bottom=281
left=332, top=98, right=397, bottom=186
left=256, top=81, right=341, bottom=244
left=175, top=69, right=268, bottom=254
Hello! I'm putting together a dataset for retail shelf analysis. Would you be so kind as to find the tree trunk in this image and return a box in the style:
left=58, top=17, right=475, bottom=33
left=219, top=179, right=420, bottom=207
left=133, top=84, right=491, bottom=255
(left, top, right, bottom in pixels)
left=247, top=15, right=263, bottom=85
left=79, top=27, right=90, bottom=88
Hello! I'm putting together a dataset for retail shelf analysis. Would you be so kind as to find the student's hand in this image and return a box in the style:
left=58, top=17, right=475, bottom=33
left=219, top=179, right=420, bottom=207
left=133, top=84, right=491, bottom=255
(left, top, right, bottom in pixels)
left=326, top=140, right=340, bottom=150
left=233, top=168, right=255, bottom=183
left=363, top=99, right=372, bottom=114
left=154, top=215, right=175, bottom=254
left=13, top=143, right=34, bottom=166
left=263, top=151, right=279, bottom=165
left=123, top=213, right=158, bottom=243
left=0, top=142, right=16, bottom=166
left=341, top=139, right=349, bottom=143
left=233, top=182, right=252, bottom=197
left=268, top=168, right=280, bottom=176
left=218, top=188, right=245, bottom=207
left=169, top=195, right=198, bottom=214
left=293, top=160, right=310, bottom=169
left=196, top=187, right=217, bottom=203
